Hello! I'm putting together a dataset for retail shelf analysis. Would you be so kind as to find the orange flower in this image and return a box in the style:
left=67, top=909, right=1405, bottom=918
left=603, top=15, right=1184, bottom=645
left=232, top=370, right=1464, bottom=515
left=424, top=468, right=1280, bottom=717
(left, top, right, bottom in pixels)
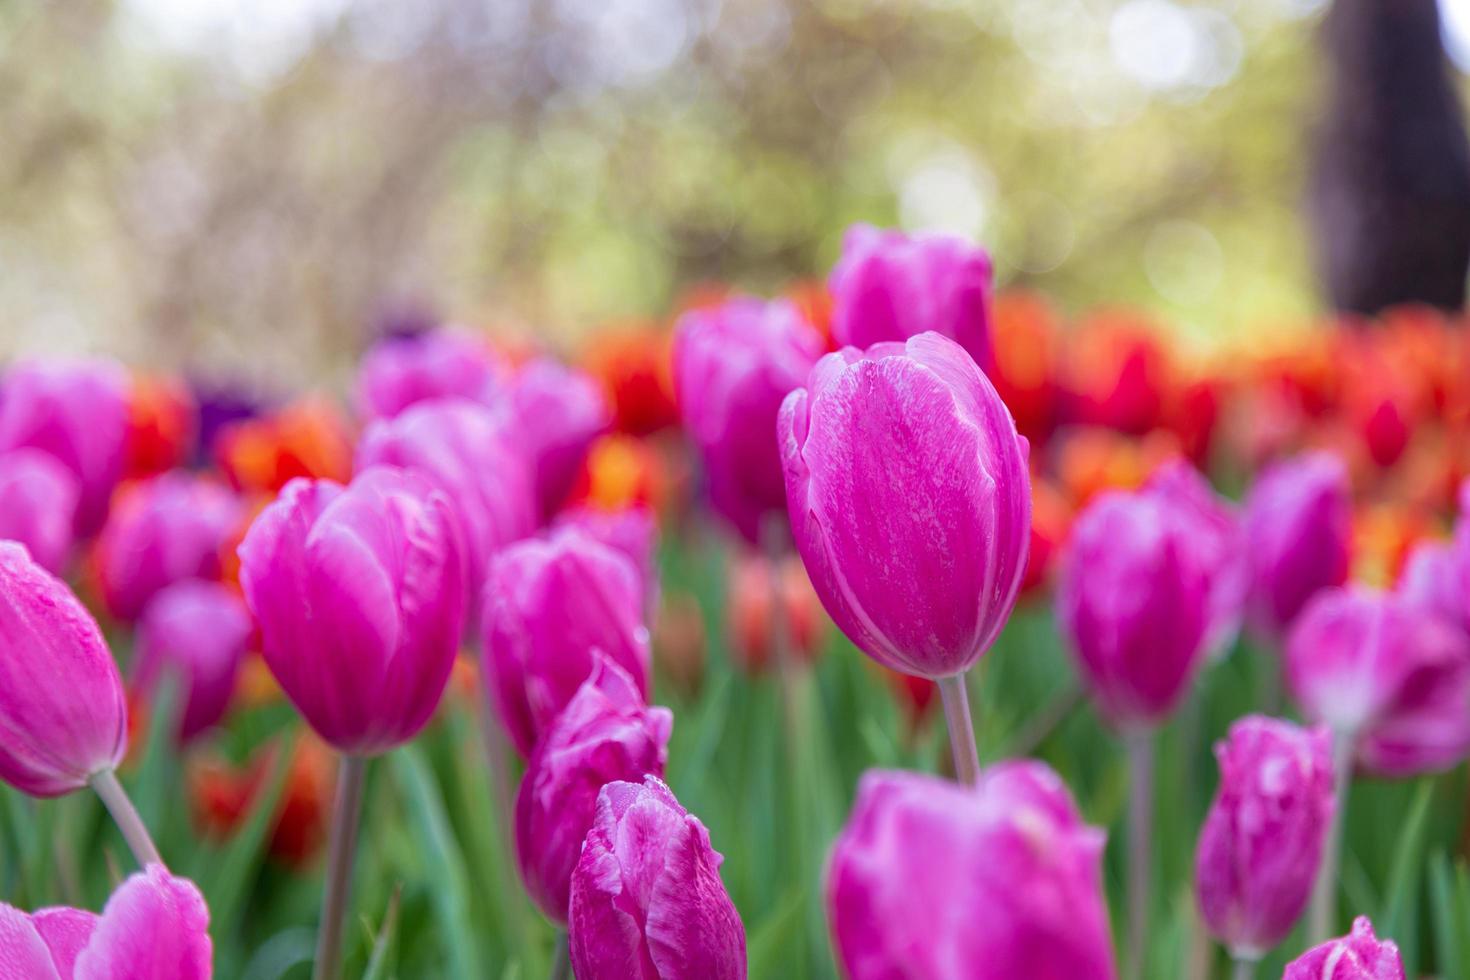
left=1021, top=479, right=1072, bottom=600
left=1062, top=312, right=1171, bottom=435
left=1054, top=427, right=1175, bottom=507
left=565, top=433, right=669, bottom=512
left=783, top=280, right=835, bottom=351
left=215, top=398, right=354, bottom=494
left=124, top=374, right=196, bottom=478
left=1352, top=503, right=1435, bottom=589
left=727, top=551, right=826, bottom=675
left=583, top=324, right=679, bottom=436
left=989, top=291, right=1061, bottom=445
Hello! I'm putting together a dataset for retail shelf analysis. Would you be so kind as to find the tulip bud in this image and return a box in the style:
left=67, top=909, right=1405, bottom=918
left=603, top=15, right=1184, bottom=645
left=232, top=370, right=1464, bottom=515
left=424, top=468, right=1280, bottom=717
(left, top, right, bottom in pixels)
left=1282, top=916, right=1404, bottom=980
left=1243, top=451, right=1352, bottom=641
left=1286, top=587, right=1470, bottom=775
left=829, top=224, right=994, bottom=371
left=95, top=472, right=243, bottom=623
left=827, top=763, right=1116, bottom=978
left=237, top=466, right=466, bottom=755
left=0, top=358, right=129, bottom=536
left=482, top=528, right=651, bottom=757
left=727, top=551, right=826, bottom=675
left=356, top=327, right=504, bottom=421
left=779, top=332, right=1030, bottom=679
left=1058, top=490, right=1211, bottom=728
left=133, top=580, right=252, bottom=744
left=0, top=448, right=80, bottom=573
left=515, top=658, right=672, bottom=924
left=356, top=398, right=537, bottom=616
left=0, top=542, right=127, bottom=797
left=495, top=359, right=612, bottom=520
left=1194, top=716, right=1335, bottom=959
left=673, top=297, right=823, bottom=543
left=569, top=776, right=746, bottom=980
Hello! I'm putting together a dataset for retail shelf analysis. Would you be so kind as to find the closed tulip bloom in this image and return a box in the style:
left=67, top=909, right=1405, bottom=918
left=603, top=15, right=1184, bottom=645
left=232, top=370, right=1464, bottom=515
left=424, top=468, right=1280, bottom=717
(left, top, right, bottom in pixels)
left=779, top=332, right=1030, bottom=679
left=0, top=542, right=127, bottom=797
left=95, top=472, right=243, bottom=622
left=356, top=398, right=537, bottom=613
left=356, top=327, right=504, bottom=421
left=0, top=448, right=80, bottom=573
left=1058, top=490, right=1212, bottom=727
left=673, top=297, right=823, bottom=543
left=1395, top=539, right=1462, bottom=627
left=497, top=358, right=612, bottom=520
left=237, top=466, right=465, bottom=755
left=828, top=763, right=1116, bottom=979
left=569, top=776, right=746, bottom=980
left=1282, top=917, right=1404, bottom=980
left=0, top=358, right=129, bottom=536
left=1195, top=716, right=1335, bottom=959
left=829, top=224, right=994, bottom=370
left=1286, top=587, right=1470, bottom=775
left=133, top=580, right=252, bottom=744
left=515, top=657, right=672, bottom=924
left=553, top=505, right=659, bottom=610
left=0, top=865, right=212, bottom=979
left=1242, top=451, right=1352, bottom=641
left=482, top=528, right=650, bottom=756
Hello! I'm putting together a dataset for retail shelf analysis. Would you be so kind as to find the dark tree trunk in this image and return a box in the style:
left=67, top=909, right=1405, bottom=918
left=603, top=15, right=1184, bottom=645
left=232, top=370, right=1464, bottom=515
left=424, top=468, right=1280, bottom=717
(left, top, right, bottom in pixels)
left=1309, top=0, right=1470, bottom=315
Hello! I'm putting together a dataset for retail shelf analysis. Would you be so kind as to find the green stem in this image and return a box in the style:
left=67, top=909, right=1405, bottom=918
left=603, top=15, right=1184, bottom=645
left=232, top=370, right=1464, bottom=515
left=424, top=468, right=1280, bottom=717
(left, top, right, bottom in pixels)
left=1231, top=955, right=1257, bottom=980
left=550, top=932, right=571, bottom=980
left=314, top=754, right=368, bottom=980
left=1125, top=728, right=1155, bottom=980
left=89, top=769, right=164, bottom=869
left=937, top=673, right=981, bottom=785
left=1309, top=728, right=1354, bottom=942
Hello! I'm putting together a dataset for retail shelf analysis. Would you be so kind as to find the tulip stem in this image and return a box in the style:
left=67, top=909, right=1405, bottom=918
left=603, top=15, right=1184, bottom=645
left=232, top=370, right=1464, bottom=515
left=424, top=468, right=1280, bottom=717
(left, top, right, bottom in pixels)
left=1231, top=956, right=1256, bottom=980
left=1309, top=728, right=1354, bottom=943
left=315, top=754, right=368, bottom=980
left=1125, top=728, right=1155, bottom=980
left=937, top=673, right=981, bottom=785
left=550, top=932, right=570, bottom=980
left=89, top=768, right=164, bottom=869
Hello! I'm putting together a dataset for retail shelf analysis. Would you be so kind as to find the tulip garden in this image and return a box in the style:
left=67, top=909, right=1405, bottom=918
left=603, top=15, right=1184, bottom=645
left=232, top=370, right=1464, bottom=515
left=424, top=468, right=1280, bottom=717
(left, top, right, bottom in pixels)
left=2, top=223, right=1470, bottom=980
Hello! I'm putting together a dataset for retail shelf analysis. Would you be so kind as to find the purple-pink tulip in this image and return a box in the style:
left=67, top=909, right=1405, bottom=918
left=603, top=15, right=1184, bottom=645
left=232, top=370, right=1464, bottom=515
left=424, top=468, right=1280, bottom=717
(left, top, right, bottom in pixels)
left=481, top=528, right=650, bottom=757
left=95, top=472, right=242, bottom=623
left=1242, top=451, right=1352, bottom=642
left=1282, top=916, right=1404, bottom=980
left=1286, top=587, right=1470, bottom=776
left=1396, top=539, right=1463, bottom=628
left=1058, top=489, right=1212, bottom=728
left=0, top=542, right=127, bottom=797
left=133, top=580, right=252, bottom=744
left=568, top=776, right=745, bottom=980
left=1194, top=716, right=1335, bottom=959
left=0, top=447, right=80, bottom=573
left=779, top=332, right=1030, bottom=679
left=356, top=397, right=537, bottom=616
left=553, top=505, right=659, bottom=610
left=356, top=327, right=504, bottom=421
left=0, top=358, right=129, bottom=536
left=827, top=762, right=1116, bottom=979
left=673, top=297, right=823, bottom=543
left=237, top=466, right=466, bottom=756
left=0, top=864, right=212, bottom=979
left=515, top=657, right=672, bottom=924
left=494, top=358, right=611, bottom=521
left=829, top=224, right=994, bottom=371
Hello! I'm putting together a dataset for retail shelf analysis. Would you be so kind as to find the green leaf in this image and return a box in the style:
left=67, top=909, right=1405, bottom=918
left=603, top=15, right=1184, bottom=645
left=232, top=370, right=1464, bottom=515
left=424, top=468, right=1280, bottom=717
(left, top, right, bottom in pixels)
left=1378, top=779, right=1433, bottom=972
left=1428, top=851, right=1463, bottom=980
left=361, top=884, right=402, bottom=980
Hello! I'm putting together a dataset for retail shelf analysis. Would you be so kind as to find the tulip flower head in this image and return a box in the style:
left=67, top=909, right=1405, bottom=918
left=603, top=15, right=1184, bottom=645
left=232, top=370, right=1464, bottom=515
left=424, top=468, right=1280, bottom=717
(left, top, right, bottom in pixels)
left=0, top=447, right=80, bottom=573
left=133, top=580, right=253, bottom=744
left=673, top=296, right=823, bottom=543
left=1282, top=916, right=1404, bottom=980
left=780, top=332, right=1030, bottom=679
left=1395, top=539, right=1463, bottom=628
left=515, top=657, right=672, bottom=924
left=0, top=542, right=127, bottom=797
left=1194, top=716, right=1335, bottom=959
left=827, top=762, right=1116, bottom=979
left=552, top=505, right=659, bottom=612
left=495, top=358, right=612, bottom=520
left=568, top=776, right=746, bottom=980
left=356, top=327, right=504, bottom=421
left=829, top=224, right=994, bottom=371
left=237, top=466, right=466, bottom=755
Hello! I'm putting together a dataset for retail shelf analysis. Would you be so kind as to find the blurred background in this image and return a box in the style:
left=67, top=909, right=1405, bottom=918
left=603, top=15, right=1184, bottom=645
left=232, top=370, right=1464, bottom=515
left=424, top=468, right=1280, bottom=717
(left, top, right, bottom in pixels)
left=2, top=0, right=1469, bottom=388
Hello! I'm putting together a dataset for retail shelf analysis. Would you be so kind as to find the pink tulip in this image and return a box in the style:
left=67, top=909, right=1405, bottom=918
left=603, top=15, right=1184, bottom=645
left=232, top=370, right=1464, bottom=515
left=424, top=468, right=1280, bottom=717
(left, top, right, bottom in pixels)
left=1059, top=489, right=1212, bottom=728
left=356, top=327, right=504, bottom=421
left=237, top=466, right=465, bottom=755
left=0, top=447, right=80, bottom=573
left=1195, top=716, right=1335, bottom=959
left=827, top=763, right=1116, bottom=979
left=0, top=865, right=212, bottom=979
left=829, top=224, right=994, bottom=371
left=0, top=359, right=129, bottom=536
left=495, top=359, right=612, bottom=520
left=779, top=332, right=1030, bottom=679
left=95, top=472, right=242, bottom=623
left=568, top=776, right=745, bottom=980
left=133, top=580, right=252, bottom=744
left=1282, top=916, right=1404, bottom=980
left=515, top=657, right=672, bottom=924
left=1396, top=539, right=1462, bottom=628
left=0, top=542, right=127, bottom=797
left=552, top=505, right=660, bottom=611
left=1242, top=451, right=1352, bottom=642
left=673, top=296, right=823, bottom=543
left=1286, top=587, right=1470, bottom=775
left=481, top=528, right=650, bottom=757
